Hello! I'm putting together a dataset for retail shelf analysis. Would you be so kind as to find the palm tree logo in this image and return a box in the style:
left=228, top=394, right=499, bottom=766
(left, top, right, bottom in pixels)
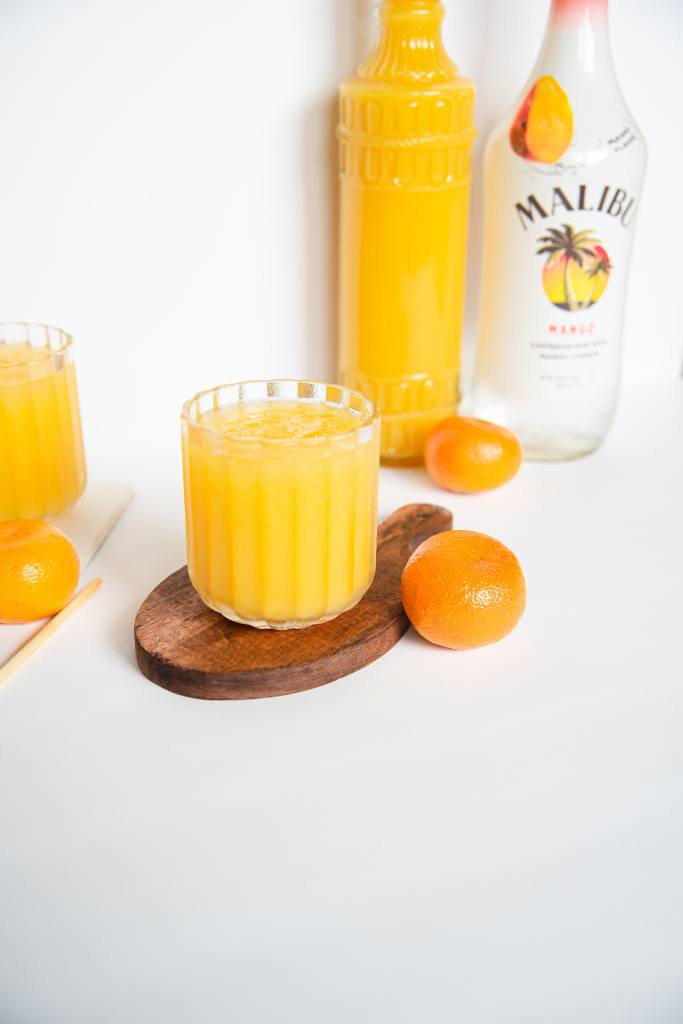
left=537, top=224, right=613, bottom=311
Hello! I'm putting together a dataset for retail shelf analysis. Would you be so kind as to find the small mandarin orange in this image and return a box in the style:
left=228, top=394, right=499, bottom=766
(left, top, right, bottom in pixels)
left=425, top=416, right=522, bottom=494
left=0, top=520, right=80, bottom=624
left=401, top=530, right=526, bottom=650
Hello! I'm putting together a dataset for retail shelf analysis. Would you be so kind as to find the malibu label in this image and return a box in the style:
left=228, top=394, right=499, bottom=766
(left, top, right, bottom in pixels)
left=473, top=0, right=647, bottom=461
left=516, top=184, right=638, bottom=231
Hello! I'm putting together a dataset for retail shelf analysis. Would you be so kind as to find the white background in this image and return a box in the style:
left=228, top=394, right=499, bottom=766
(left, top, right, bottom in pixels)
left=1, top=3, right=683, bottom=1022
left=0, top=0, right=680, bottom=450
left=1, top=389, right=683, bottom=1023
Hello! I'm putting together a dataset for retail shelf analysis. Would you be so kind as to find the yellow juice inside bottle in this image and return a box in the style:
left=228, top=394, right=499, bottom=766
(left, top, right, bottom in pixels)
left=182, top=383, right=380, bottom=629
left=0, top=340, right=86, bottom=519
left=339, top=0, right=475, bottom=464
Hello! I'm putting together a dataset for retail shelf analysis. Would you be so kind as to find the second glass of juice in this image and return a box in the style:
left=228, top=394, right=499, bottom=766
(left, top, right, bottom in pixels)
left=0, top=322, right=87, bottom=520
left=182, top=380, right=380, bottom=630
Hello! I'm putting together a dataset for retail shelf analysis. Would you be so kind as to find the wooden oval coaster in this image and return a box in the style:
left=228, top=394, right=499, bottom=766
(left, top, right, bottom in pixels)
left=134, top=503, right=452, bottom=700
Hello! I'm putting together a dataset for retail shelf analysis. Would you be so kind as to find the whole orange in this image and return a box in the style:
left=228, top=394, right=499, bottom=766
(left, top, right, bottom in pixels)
left=401, top=530, right=526, bottom=650
left=425, top=416, right=522, bottom=493
left=0, top=520, right=80, bottom=623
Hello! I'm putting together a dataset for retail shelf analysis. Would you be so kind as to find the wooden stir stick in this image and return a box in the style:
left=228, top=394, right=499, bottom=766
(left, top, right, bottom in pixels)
left=0, top=579, right=102, bottom=688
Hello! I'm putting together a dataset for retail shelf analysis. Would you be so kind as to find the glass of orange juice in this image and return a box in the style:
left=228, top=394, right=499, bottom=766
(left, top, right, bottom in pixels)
left=181, top=379, right=380, bottom=629
left=0, top=322, right=87, bottom=520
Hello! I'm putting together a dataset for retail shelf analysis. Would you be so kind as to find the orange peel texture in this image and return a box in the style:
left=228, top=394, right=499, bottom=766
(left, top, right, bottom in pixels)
left=0, top=519, right=80, bottom=623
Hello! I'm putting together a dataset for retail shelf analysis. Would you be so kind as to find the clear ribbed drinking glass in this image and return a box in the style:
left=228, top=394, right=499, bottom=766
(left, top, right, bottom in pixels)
left=181, top=379, right=380, bottom=630
left=0, top=322, right=86, bottom=519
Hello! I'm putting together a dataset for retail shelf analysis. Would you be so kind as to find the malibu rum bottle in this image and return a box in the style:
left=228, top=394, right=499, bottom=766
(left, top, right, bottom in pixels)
left=474, top=0, right=646, bottom=460
left=339, top=0, right=475, bottom=464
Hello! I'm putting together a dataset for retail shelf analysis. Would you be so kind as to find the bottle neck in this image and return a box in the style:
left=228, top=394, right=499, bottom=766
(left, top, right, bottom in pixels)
left=359, top=0, right=457, bottom=84
left=540, top=0, right=615, bottom=78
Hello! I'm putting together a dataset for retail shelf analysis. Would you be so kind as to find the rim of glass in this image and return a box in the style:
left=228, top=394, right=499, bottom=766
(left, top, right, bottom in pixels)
left=0, top=322, right=73, bottom=368
left=182, top=379, right=379, bottom=444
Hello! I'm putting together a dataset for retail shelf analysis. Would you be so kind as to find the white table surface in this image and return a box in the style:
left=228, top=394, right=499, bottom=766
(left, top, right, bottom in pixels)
left=1, top=380, right=682, bottom=1024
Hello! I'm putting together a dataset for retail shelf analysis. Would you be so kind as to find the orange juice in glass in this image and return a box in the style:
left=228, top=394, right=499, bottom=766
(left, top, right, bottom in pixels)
left=181, top=380, right=380, bottom=629
left=0, top=323, right=86, bottom=519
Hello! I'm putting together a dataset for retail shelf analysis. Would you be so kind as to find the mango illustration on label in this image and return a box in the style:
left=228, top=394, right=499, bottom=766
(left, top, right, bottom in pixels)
left=537, top=223, right=612, bottom=311
left=510, top=75, right=573, bottom=164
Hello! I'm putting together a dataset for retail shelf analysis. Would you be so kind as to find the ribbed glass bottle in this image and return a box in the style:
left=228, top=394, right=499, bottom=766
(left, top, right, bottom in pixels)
left=338, top=0, right=475, bottom=465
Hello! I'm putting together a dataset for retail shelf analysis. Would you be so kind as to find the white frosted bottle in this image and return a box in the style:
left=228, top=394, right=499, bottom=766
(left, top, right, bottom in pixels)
left=473, top=0, right=646, bottom=460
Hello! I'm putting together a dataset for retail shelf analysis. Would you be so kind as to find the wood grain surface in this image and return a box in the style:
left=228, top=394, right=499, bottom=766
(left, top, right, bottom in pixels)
left=134, top=503, right=452, bottom=700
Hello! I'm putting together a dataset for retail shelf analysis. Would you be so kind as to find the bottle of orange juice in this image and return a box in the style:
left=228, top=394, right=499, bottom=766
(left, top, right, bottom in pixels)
left=338, top=0, right=475, bottom=464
